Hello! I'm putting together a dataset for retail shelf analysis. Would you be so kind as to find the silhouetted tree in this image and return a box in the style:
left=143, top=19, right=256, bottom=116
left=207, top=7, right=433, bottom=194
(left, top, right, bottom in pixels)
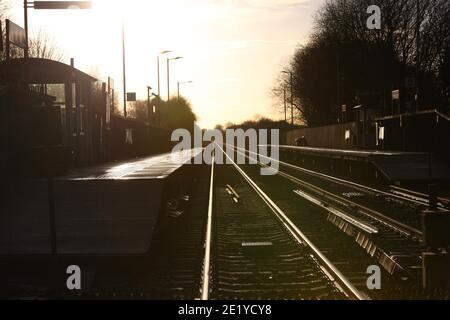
left=161, top=96, right=197, bottom=132
left=273, top=0, right=450, bottom=126
left=0, top=0, right=64, bottom=61
left=28, top=29, right=64, bottom=61
left=225, top=116, right=299, bottom=131
left=0, top=0, right=12, bottom=60
left=130, top=96, right=197, bottom=132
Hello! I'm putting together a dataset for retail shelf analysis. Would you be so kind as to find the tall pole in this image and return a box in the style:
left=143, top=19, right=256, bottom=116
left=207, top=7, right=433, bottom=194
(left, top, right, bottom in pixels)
left=167, top=57, right=170, bottom=108
left=24, top=0, right=29, bottom=59
left=177, top=81, right=192, bottom=102
left=290, top=72, right=294, bottom=126
left=147, top=87, right=151, bottom=124
left=157, top=51, right=171, bottom=100
left=336, top=50, right=340, bottom=119
left=415, top=0, right=429, bottom=178
left=416, top=0, right=420, bottom=112
left=167, top=56, right=183, bottom=108
left=157, top=55, right=160, bottom=97
left=122, top=19, right=127, bottom=118
left=283, top=89, right=287, bottom=122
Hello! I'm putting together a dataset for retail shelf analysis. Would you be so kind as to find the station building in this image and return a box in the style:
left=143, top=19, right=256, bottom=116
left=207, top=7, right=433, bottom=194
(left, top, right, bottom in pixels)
left=0, top=58, right=170, bottom=178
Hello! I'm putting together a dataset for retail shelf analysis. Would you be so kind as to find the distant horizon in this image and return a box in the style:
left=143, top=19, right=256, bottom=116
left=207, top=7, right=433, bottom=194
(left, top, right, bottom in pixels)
left=7, top=0, right=325, bottom=128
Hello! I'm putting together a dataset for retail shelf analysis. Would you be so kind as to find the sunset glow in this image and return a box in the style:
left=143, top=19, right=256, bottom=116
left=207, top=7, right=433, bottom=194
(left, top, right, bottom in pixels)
left=10, top=0, right=323, bottom=128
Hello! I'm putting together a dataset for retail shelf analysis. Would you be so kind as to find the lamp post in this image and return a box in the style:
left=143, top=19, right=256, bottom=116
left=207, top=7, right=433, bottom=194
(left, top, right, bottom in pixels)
left=122, top=18, right=127, bottom=117
left=283, top=89, right=287, bottom=123
left=157, top=50, right=172, bottom=97
left=167, top=56, right=183, bottom=108
left=282, top=70, right=294, bottom=125
left=151, top=93, right=161, bottom=127
left=177, top=81, right=193, bottom=101
left=416, top=0, right=421, bottom=113
left=147, top=86, right=152, bottom=123
left=24, top=0, right=29, bottom=58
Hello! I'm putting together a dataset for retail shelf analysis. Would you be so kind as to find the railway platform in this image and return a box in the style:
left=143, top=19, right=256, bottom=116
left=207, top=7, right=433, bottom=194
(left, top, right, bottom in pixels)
left=279, top=145, right=450, bottom=183
left=0, top=149, right=203, bottom=256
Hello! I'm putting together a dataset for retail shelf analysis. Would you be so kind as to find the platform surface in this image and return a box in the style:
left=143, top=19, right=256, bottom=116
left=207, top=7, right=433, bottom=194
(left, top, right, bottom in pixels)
left=278, top=145, right=450, bottom=181
left=61, top=148, right=203, bottom=181
left=0, top=149, right=203, bottom=255
left=279, top=145, right=426, bottom=158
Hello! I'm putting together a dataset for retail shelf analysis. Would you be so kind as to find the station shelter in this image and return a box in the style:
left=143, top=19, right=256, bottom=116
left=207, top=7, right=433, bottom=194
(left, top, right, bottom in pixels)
left=0, top=58, right=105, bottom=177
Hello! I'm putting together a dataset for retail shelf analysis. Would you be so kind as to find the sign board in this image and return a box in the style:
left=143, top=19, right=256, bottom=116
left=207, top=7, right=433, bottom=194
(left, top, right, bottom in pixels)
left=125, top=128, right=133, bottom=145
left=34, top=1, right=92, bottom=10
left=127, top=92, right=136, bottom=102
left=345, top=130, right=351, bottom=141
left=379, top=127, right=385, bottom=141
left=392, top=90, right=400, bottom=101
left=6, top=19, right=26, bottom=49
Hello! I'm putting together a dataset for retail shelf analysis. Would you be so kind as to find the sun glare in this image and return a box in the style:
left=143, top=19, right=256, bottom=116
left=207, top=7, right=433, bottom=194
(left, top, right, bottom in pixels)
left=91, top=0, right=191, bottom=49
left=92, top=0, right=144, bottom=19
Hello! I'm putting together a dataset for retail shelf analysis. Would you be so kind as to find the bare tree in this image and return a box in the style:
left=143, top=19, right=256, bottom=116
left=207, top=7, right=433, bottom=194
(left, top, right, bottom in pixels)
left=1, top=0, right=64, bottom=63
left=0, top=0, right=12, bottom=60
left=0, top=0, right=10, bottom=18
left=28, top=28, right=65, bottom=61
left=273, top=0, right=450, bottom=126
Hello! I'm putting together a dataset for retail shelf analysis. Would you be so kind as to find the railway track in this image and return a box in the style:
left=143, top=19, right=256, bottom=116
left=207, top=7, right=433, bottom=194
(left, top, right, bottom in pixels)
left=389, top=185, right=450, bottom=209
left=200, top=150, right=366, bottom=300
left=271, top=147, right=449, bottom=211
left=226, top=147, right=430, bottom=289
left=3, top=149, right=447, bottom=300
left=241, top=147, right=429, bottom=231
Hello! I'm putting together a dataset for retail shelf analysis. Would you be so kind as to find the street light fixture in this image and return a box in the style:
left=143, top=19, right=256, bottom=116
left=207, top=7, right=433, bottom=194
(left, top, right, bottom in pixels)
left=282, top=70, right=294, bottom=125
left=157, top=50, right=172, bottom=97
left=177, top=81, right=193, bottom=101
left=122, top=18, right=127, bottom=117
left=167, top=56, right=184, bottom=108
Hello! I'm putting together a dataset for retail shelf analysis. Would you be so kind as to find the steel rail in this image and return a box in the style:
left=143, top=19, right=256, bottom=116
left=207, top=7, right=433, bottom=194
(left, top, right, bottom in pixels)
left=233, top=146, right=423, bottom=240
left=252, top=146, right=439, bottom=209
left=218, top=145, right=367, bottom=301
left=200, top=153, right=215, bottom=300
left=390, top=185, right=450, bottom=209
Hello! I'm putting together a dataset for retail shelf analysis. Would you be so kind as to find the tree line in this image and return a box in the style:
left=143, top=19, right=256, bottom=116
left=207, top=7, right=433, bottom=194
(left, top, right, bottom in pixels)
left=273, top=0, right=450, bottom=127
left=128, top=96, right=198, bottom=133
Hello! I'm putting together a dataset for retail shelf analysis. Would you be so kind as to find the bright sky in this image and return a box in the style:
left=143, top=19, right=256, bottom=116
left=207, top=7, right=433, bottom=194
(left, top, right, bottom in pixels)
left=10, top=0, right=325, bottom=128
